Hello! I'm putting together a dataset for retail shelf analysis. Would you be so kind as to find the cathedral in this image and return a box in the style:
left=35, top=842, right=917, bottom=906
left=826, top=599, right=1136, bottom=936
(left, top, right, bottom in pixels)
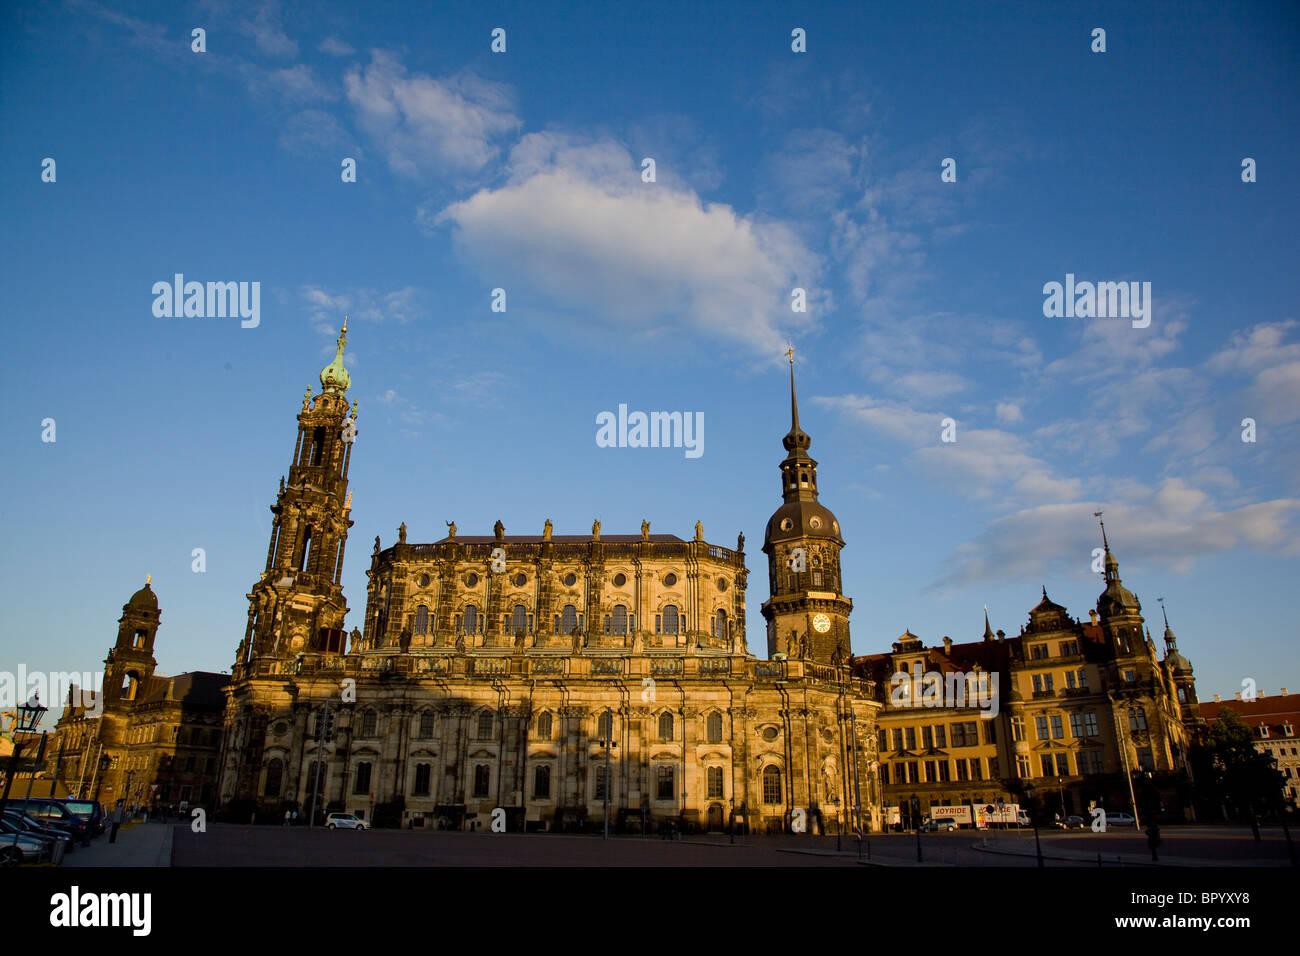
left=217, top=324, right=881, bottom=833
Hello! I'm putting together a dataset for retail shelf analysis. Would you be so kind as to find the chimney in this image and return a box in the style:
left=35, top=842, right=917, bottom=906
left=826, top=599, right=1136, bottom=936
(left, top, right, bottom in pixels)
left=1235, top=692, right=1242, bottom=701
left=996, top=629, right=1005, bottom=641
left=1213, top=694, right=1220, bottom=702
left=1282, top=687, right=1289, bottom=696
left=1088, top=609, right=1099, bottom=626
left=942, top=636, right=952, bottom=654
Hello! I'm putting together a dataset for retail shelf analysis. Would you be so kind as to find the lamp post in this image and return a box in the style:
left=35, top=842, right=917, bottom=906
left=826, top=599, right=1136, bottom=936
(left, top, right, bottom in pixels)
left=1026, top=784, right=1044, bottom=868
left=4, top=695, right=49, bottom=849
left=728, top=796, right=735, bottom=845
left=600, top=707, right=616, bottom=841
left=93, top=754, right=111, bottom=805
left=911, top=794, right=922, bottom=863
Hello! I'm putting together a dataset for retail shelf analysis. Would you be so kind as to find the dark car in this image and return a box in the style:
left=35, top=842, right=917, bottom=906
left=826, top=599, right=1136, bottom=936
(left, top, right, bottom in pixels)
left=6, top=799, right=91, bottom=845
left=58, top=799, right=106, bottom=836
left=1, top=810, right=75, bottom=854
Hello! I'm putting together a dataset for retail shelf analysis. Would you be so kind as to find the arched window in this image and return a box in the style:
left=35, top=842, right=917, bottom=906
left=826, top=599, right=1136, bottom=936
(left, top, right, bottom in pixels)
left=463, top=604, right=478, bottom=635
left=473, top=765, right=490, bottom=798
left=536, top=712, right=552, bottom=739
left=762, top=765, right=782, bottom=804
left=353, top=761, right=372, bottom=795
left=299, top=525, right=314, bottom=572
left=418, top=711, right=435, bottom=738
left=477, top=711, right=494, bottom=740
left=361, top=710, right=377, bottom=737
left=534, top=766, right=551, bottom=799
left=612, top=605, right=628, bottom=636
left=1129, top=707, right=1148, bottom=732
left=597, top=711, right=613, bottom=741
left=707, top=765, right=724, bottom=799
left=264, top=758, right=283, bottom=798
left=414, top=605, right=429, bottom=635
left=707, top=712, right=723, bottom=743
left=511, top=604, right=528, bottom=635
left=658, top=711, right=674, bottom=741
left=663, top=605, right=679, bottom=635
left=560, top=604, right=577, bottom=634
left=713, top=609, right=726, bottom=638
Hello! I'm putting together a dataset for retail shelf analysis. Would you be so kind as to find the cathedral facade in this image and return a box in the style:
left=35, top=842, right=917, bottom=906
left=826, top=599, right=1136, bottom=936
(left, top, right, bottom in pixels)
left=217, top=327, right=883, bottom=833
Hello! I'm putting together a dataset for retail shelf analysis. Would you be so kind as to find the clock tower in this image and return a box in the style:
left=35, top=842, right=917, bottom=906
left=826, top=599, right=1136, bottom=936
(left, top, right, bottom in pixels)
left=760, top=353, right=854, bottom=664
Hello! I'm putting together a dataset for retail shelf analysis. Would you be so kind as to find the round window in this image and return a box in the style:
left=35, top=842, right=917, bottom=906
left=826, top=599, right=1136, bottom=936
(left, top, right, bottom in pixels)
left=466, top=573, right=479, bottom=588
left=664, top=573, right=677, bottom=587
left=810, top=517, right=822, bottom=530
left=762, top=726, right=779, bottom=741
left=780, top=518, right=793, bottom=531
left=613, top=572, right=627, bottom=587
left=563, top=573, right=577, bottom=587
left=514, top=573, right=527, bottom=588
left=417, top=573, right=430, bottom=588
left=832, top=520, right=839, bottom=534
left=716, top=577, right=728, bottom=592
left=271, top=721, right=289, bottom=737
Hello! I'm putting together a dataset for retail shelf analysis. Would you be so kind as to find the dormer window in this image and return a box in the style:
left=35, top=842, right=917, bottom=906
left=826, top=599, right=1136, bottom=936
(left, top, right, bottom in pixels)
left=1259, top=723, right=1270, bottom=739
left=1284, top=723, right=1294, bottom=737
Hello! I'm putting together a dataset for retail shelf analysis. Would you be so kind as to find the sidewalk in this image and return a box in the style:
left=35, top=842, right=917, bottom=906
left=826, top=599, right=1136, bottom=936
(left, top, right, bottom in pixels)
left=972, top=839, right=1278, bottom=867
left=61, top=820, right=174, bottom=867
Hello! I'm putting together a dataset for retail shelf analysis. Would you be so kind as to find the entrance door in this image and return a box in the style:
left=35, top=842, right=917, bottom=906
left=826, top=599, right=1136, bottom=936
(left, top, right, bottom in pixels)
left=707, top=803, right=724, bottom=832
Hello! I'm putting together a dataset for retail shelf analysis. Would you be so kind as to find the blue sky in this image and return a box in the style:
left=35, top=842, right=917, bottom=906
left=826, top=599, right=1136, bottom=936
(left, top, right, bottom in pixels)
left=2, top=0, right=1298, bottom=725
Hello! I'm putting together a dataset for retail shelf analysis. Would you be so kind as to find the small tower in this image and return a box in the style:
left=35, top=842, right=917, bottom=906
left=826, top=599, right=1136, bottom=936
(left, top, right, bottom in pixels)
left=1159, top=601, right=1199, bottom=718
left=1094, top=519, right=1144, bottom=657
left=235, top=320, right=357, bottom=672
left=104, top=576, right=160, bottom=705
left=761, top=350, right=853, bottom=663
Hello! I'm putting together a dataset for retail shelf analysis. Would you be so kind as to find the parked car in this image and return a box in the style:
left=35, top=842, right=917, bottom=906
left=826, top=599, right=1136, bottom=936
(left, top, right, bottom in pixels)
left=57, top=799, right=106, bottom=836
left=0, top=820, right=55, bottom=865
left=1106, top=811, right=1136, bottom=827
left=1055, top=815, right=1087, bottom=830
left=2, top=810, right=75, bottom=854
left=325, top=812, right=368, bottom=830
left=6, top=799, right=91, bottom=845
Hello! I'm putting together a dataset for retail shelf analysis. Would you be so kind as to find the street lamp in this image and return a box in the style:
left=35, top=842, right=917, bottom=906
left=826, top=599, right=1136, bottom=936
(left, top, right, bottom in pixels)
left=1025, top=784, right=1044, bottom=868
left=728, top=796, right=735, bottom=845
left=94, top=754, right=111, bottom=804
left=911, top=794, right=922, bottom=863
left=1, top=694, right=49, bottom=819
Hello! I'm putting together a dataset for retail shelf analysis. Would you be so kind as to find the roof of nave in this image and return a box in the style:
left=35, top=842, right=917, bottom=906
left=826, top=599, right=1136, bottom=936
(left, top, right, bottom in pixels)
left=425, top=534, right=686, bottom=545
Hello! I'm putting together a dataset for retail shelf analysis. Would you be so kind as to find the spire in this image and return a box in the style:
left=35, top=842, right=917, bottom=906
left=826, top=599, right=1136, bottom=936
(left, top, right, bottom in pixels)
left=320, top=317, right=352, bottom=394
left=1159, top=598, right=1176, bottom=646
left=983, top=605, right=994, bottom=641
left=781, top=347, right=812, bottom=457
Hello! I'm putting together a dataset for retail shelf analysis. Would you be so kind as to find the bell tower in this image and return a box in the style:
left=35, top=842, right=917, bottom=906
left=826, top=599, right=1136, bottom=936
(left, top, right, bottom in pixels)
left=234, top=320, right=358, bottom=674
left=760, top=351, right=854, bottom=664
left=104, top=576, right=160, bottom=705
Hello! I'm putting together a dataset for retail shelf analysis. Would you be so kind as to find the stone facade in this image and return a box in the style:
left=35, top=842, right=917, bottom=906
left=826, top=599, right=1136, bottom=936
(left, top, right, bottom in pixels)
left=217, top=331, right=882, bottom=832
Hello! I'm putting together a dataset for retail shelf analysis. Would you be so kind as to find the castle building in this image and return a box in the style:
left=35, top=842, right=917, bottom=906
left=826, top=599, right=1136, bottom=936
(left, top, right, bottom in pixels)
left=1199, top=689, right=1299, bottom=811
left=52, top=579, right=228, bottom=807
left=217, top=331, right=883, bottom=833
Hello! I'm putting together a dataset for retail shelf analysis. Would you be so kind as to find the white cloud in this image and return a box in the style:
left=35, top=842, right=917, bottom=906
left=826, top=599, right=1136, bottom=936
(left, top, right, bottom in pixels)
left=996, top=402, right=1023, bottom=424
left=434, top=132, right=820, bottom=354
left=318, top=36, right=355, bottom=56
left=238, top=2, right=298, bottom=57
left=344, top=52, right=519, bottom=177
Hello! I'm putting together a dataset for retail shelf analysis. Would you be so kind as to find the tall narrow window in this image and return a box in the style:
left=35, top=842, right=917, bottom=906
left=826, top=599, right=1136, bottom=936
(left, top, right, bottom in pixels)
left=560, top=605, right=577, bottom=635
left=657, top=766, right=675, bottom=800
left=353, top=761, right=372, bottom=795
left=707, top=766, right=724, bottom=798
left=663, top=605, right=679, bottom=635
left=536, top=712, right=552, bottom=739
left=414, top=605, right=429, bottom=635
left=361, top=710, right=377, bottom=737
left=612, top=605, right=628, bottom=636
left=597, top=711, right=613, bottom=741
left=533, top=766, right=551, bottom=799
left=463, top=604, right=478, bottom=635
left=264, top=758, right=283, bottom=798
left=707, top=712, right=723, bottom=743
left=413, top=764, right=431, bottom=796
left=299, top=525, right=313, bottom=572
left=418, top=711, right=435, bottom=738
left=762, top=765, right=782, bottom=804
left=477, top=711, right=494, bottom=740
left=473, top=765, right=490, bottom=797
left=658, top=711, right=674, bottom=741
left=511, top=604, right=527, bottom=635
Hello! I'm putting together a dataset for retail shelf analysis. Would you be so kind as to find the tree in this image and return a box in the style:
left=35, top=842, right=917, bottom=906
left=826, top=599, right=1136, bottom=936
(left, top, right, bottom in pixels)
left=1190, top=709, right=1285, bottom=820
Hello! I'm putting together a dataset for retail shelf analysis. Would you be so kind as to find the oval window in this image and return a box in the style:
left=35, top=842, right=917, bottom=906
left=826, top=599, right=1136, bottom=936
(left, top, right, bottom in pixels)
left=514, top=573, right=527, bottom=588
left=563, top=573, right=577, bottom=587
left=780, top=518, right=793, bottom=531
left=466, top=573, right=479, bottom=588
left=417, top=573, right=430, bottom=588
left=716, top=577, right=728, bottom=592
left=810, top=517, right=822, bottom=530
left=613, top=572, right=627, bottom=587
left=664, top=573, right=677, bottom=587
left=762, top=726, right=779, bottom=741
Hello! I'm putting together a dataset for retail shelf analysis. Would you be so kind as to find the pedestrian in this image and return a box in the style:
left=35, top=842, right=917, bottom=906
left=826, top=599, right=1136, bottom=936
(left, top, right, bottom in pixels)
left=292, top=810, right=299, bottom=825
left=1145, top=821, right=1161, bottom=861
left=284, top=809, right=291, bottom=827
left=1250, top=815, right=1261, bottom=842
left=109, top=799, right=124, bottom=844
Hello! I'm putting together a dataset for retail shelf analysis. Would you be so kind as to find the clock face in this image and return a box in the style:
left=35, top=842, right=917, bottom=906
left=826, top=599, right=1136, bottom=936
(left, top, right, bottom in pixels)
left=812, top=613, right=832, bottom=633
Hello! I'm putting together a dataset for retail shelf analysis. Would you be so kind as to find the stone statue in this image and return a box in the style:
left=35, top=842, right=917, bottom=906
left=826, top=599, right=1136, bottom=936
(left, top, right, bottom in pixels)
left=398, top=522, right=407, bottom=544
left=399, top=627, right=412, bottom=652
left=373, top=535, right=381, bottom=554
left=641, top=519, right=650, bottom=541
left=514, top=628, right=527, bottom=649
left=349, top=627, right=361, bottom=651
left=455, top=630, right=466, bottom=652
left=694, top=520, right=703, bottom=541
left=737, top=532, right=745, bottom=552
left=446, top=520, right=456, bottom=540
left=543, top=518, right=553, bottom=542
left=591, top=519, right=601, bottom=540
left=494, top=519, right=505, bottom=540
left=279, top=476, right=285, bottom=494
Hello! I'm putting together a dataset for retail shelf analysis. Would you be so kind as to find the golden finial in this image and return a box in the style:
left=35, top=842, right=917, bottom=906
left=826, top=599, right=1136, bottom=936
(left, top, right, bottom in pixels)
left=785, top=344, right=795, bottom=366
left=344, top=491, right=353, bottom=510
left=146, top=573, right=151, bottom=586
left=342, top=315, right=348, bottom=333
